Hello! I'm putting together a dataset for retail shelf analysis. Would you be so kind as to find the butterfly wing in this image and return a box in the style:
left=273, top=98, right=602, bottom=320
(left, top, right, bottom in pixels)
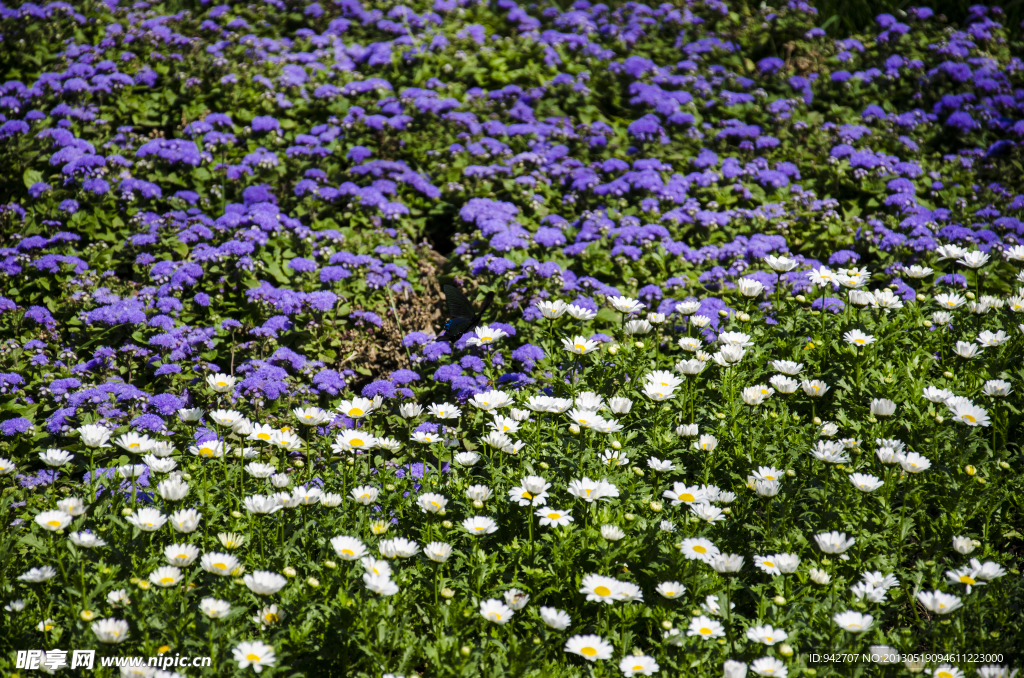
left=443, top=284, right=475, bottom=320
left=438, top=317, right=473, bottom=341
left=470, top=291, right=496, bottom=328
left=438, top=285, right=475, bottom=342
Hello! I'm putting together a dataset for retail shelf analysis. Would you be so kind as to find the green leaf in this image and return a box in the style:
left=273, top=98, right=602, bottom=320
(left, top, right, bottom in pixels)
left=23, top=168, right=43, bottom=189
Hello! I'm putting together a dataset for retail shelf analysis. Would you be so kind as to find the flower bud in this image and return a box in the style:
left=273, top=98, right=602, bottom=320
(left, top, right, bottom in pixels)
left=442, top=588, right=455, bottom=599
left=569, top=424, right=580, bottom=435
left=472, top=500, right=484, bottom=509
left=608, top=345, right=619, bottom=355
left=624, top=513, right=635, bottom=521
left=943, top=371, right=954, bottom=379
left=1000, top=461, right=1010, bottom=470
left=295, top=460, right=305, bottom=468
left=976, top=476, right=987, bottom=485
left=935, top=416, right=944, bottom=424
left=307, top=577, right=320, bottom=588
left=283, top=567, right=297, bottom=578
left=442, top=520, right=453, bottom=529
left=650, top=501, right=663, bottom=512
left=231, top=511, right=242, bottom=519
left=773, top=596, right=786, bottom=606
left=540, top=462, right=550, bottom=470
left=324, top=560, right=337, bottom=569
left=121, top=508, right=134, bottom=517
left=661, top=620, right=673, bottom=630
left=964, top=465, right=976, bottom=476
left=634, top=341, right=644, bottom=349
left=611, top=440, right=622, bottom=450
left=779, top=644, right=793, bottom=657
left=460, top=645, right=471, bottom=656
left=80, top=610, right=95, bottom=621
left=812, top=416, right=822, bottom=425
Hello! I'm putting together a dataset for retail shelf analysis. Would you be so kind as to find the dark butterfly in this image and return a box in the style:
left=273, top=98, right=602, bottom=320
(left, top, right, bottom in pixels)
left=436, top=284, right=494, bottom=342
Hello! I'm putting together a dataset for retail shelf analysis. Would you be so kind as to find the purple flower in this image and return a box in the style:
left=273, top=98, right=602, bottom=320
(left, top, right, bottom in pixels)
left=252, top=116, right=281, bottom=133
left=131, top=414, right=166, bottom=432
left=757, top=57, right=785, bottom=74
left=811, top=297, right=845, bottom=313
left=312, top=369, right=346, bottom=395
left=511, top=344, right=545, bottom=368
left=288, top=257, right=317, bottom=273
left=828, top=250, right=860, bottom=266
left=0, top=417, right=32, bottom=436
left=391, top=369, right=420, bottom=384
left=362, top=380, right=397, bottom=398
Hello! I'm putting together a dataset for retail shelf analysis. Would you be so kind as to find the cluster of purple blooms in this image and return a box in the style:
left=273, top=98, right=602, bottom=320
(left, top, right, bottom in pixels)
left=0, top=0, right=1022, bottom=454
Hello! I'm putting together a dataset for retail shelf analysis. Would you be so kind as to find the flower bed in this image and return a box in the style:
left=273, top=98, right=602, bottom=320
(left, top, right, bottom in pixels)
left=0, top=0, right=1023, bottom=676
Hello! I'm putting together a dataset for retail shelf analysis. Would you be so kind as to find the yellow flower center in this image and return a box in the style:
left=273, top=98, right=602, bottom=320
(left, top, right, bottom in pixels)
left=763, top=561, right=774, bottom=567
left=594, top=586, right=612, bottom=596
left=160, top=577, right=175, bottom=584
left=214, top=563, right=228, bottom=569
left=581, top=647, right=597, bottom=657
left=700, top=627, right=712, bottom=635
left=680, top=493, right=694, bottom=502
left=490, top=613, right=500, bottom=620
left=348, top=408, right=363, bottom=416
left=585, top=489, right=592, bottom=496
left=265, top=613, right=278, bottom=623
left=574, top=344, right=586, bottom=351
left=963, top=415, right=976, bottom=423
left=665, top=591, right=675, bottom=596
left=694, top=545, right=707, bottom=554
left=246, top=654, right=261, bottom=662
left=216, top=381, right=227, bottom=387
left=351, top=438, right=364, bottom=447
left=521, top=491, right=532, bottom=499
left=960, top=576, right=975, bottom=585
left=547, top=513, right=560, bottom=519
left=200, top=448, right=214, bottom=457
left=481, top=336, right=492, bottom=342
left=475, top=527, right=484, bottom=531
left=257, top=433, right=271, bottom=440
left=46, top=520, right=62, bottom=527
